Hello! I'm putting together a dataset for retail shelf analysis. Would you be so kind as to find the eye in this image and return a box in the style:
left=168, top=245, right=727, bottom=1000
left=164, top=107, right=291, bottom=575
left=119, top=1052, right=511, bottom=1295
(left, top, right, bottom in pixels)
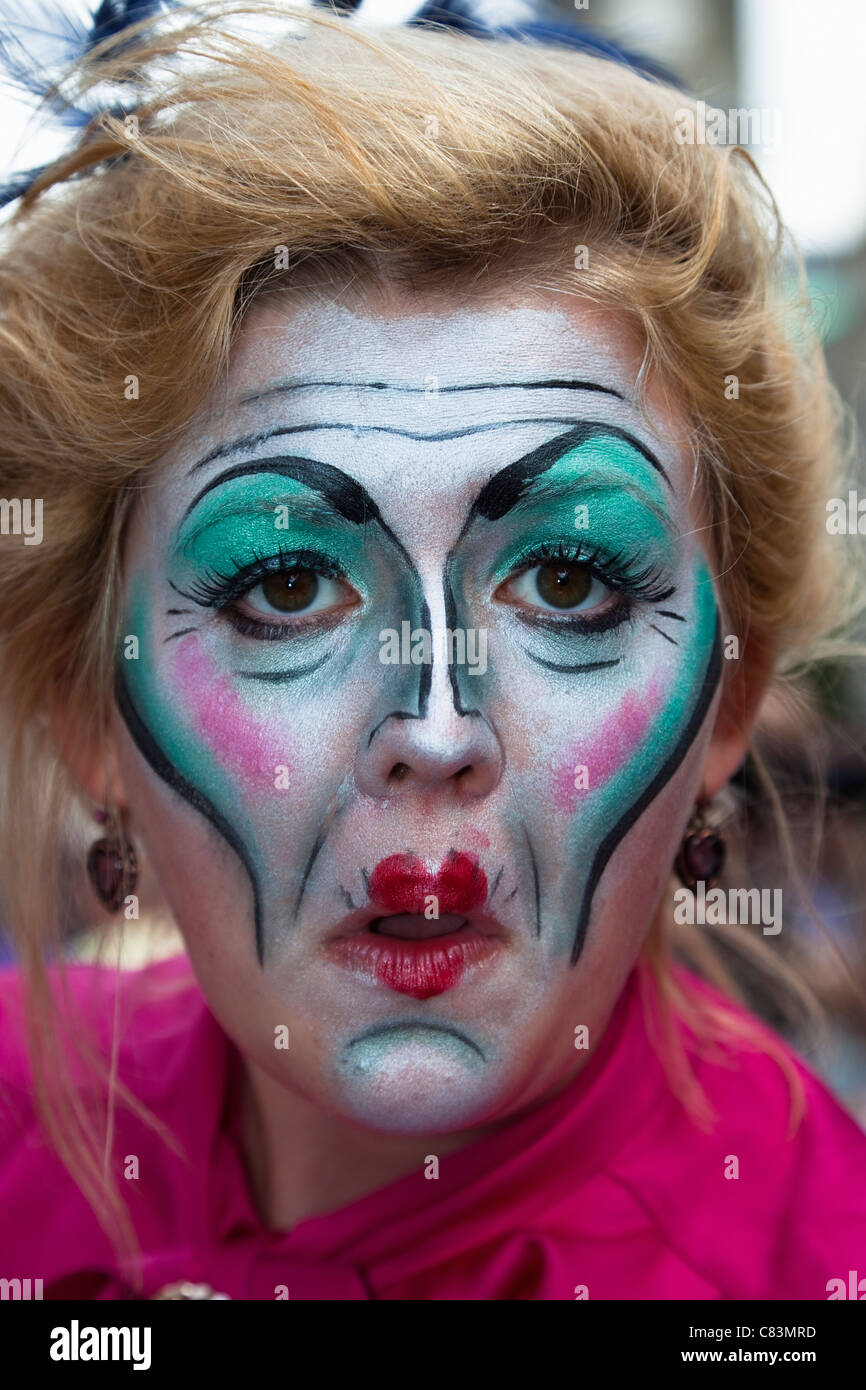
left=498, top=559, right=615, bottom=615
left=235, top=565, right=359, bottom=624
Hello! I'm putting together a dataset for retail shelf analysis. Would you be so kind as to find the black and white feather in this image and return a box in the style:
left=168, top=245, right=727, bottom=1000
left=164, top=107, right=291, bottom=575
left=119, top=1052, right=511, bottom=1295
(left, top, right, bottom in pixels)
left=0, top=0, right=668, bottom=212
left=0, top=0, right=175, bottom=209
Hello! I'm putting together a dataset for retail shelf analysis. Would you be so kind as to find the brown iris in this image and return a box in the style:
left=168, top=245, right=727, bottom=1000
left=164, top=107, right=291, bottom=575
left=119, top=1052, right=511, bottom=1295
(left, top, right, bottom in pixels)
left=534, top=561, right=593, bottom=609
left=260, top=567, right=318, bottom=612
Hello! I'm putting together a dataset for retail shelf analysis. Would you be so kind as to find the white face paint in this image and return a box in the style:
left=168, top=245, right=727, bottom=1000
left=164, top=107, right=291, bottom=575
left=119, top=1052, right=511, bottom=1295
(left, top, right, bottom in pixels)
left=114, top=287, right=723, bottom=1132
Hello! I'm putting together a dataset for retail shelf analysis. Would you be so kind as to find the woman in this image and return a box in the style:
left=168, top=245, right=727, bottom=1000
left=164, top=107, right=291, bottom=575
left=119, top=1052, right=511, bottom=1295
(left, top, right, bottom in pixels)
left=0, top=0, right=864, bottom=1300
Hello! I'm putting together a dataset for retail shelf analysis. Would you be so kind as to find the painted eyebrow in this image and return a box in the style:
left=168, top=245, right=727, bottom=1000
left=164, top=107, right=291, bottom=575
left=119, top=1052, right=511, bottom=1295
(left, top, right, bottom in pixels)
left=469, top=421, right=671, bottom=523
left=179, top=455, right=382, bottom=528
left=180, top=421, right=671, bottom=532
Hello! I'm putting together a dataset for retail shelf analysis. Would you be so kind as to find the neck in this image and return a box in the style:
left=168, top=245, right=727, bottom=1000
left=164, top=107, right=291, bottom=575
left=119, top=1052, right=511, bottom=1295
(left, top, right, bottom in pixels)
left=238, top=1059, right=489, bottom=1230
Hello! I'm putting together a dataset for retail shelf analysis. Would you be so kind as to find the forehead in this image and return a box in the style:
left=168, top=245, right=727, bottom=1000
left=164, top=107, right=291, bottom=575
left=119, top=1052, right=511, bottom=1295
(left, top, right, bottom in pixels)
left=152, top=290, right=696, bottom=534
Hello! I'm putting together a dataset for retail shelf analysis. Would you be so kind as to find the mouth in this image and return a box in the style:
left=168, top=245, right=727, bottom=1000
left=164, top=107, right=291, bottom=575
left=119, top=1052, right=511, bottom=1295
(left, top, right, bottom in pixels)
left=327, top=917, right=503, bottom=999
left=326, top=852, right=506, bottom=999
left=371, top=912, right=470, bottom=941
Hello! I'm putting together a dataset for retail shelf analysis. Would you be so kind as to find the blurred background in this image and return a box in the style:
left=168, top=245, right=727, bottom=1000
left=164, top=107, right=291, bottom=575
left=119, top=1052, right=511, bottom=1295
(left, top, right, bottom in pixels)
left=1, top=0, right=865, bottom=1121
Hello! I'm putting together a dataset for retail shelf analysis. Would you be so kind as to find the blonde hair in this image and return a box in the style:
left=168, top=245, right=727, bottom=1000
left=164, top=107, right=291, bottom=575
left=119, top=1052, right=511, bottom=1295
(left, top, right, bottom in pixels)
left=0, top=0, right=860, bottom=1267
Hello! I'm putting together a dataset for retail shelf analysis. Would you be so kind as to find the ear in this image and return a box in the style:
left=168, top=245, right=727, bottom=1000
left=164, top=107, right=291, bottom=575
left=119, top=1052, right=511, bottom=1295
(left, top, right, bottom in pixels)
left=51, top=707, right=129, bottom=809
left=700, top=634, right=774, bottom=801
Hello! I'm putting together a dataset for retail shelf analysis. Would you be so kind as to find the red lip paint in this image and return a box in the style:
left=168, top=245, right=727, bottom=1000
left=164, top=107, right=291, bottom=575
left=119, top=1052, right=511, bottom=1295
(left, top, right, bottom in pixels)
left=330, top=929, right=498, bottom=999
left=328, top=852, right=496, bottom=998
left=368, top=850, right=488, bottom=915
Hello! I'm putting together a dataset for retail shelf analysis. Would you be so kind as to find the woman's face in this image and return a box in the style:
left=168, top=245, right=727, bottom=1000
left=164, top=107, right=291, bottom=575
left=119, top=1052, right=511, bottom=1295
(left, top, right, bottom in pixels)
left=112, top=284, right=726, bottom=1133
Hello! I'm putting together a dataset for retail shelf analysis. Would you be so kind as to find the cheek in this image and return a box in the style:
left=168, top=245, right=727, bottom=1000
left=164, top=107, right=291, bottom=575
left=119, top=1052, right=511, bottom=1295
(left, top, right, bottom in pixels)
left=171, top=633, right=296, bottom=794
left=552, top=675, right=666, bottom=813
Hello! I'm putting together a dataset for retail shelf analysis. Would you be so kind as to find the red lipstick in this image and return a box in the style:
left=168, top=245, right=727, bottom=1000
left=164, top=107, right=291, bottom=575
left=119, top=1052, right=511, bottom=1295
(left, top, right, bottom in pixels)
left=331, top=927, right=496, bottom=999
left=368, top=851, right=487, bottom=915
left=328, top=851, right=502, bottom=999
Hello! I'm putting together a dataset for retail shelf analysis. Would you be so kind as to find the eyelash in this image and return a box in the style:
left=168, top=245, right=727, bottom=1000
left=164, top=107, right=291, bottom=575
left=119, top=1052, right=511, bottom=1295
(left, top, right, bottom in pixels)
left=181, top=545, right=346, bottom=606
left=501, top=539, right=675, bottom=633
left=179, top=545, right=352, bottom=640
left=177, top=539, right=675, bottom=641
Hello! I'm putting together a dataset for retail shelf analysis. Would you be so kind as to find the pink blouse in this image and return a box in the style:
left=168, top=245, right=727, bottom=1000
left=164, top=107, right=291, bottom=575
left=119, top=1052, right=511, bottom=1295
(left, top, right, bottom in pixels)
left=0, top=953, right=864, bottom=1300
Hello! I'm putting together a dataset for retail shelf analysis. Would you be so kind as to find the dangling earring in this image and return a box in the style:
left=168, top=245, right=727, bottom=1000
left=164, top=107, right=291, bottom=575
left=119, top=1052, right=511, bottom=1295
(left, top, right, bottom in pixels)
left=675, top=800, right=726, bottom=892
left=86, top=808, right=138, bottom=913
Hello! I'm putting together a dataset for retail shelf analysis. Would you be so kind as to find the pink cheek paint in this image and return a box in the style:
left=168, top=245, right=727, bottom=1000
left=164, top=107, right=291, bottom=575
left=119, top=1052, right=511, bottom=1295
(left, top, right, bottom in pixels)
left=171, top=633, right=293, bottom=791
left=552, top=678, right=665, bottom=813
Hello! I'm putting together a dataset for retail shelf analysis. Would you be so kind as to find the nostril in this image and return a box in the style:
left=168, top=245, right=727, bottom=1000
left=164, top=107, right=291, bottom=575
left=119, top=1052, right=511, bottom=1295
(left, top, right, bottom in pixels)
left=455, top=765, right=474, bottom=782
left=390, top=762, right=410, bottom=782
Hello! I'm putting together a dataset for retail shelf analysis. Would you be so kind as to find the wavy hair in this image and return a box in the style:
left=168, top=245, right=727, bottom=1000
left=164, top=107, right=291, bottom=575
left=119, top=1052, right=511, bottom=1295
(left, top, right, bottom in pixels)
left=0, top=0, right=860, bottom=1267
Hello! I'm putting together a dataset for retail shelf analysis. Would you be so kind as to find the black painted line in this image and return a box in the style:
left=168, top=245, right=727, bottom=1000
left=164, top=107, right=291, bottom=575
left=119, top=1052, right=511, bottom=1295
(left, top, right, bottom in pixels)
left=114, top=666, right=266, bottom=964
left=523, top=651, right=621, bottom=674
left=569, top=613, right=724, bottom=965
left=239, top=377, right=626, bottom=410
left=235, top=653, right=333, bottom=682
left=187, top=416, right=634, bottom=477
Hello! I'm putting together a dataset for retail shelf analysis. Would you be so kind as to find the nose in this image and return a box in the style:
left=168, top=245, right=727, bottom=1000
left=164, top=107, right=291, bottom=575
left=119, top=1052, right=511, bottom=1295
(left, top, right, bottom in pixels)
left=355, top=673, right=503, bottom=801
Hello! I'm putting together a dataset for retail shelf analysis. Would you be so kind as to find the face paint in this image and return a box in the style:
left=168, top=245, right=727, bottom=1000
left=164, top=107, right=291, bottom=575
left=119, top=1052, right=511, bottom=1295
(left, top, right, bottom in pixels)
left=119, top=416, right=718, bottom=962
left=446, top=424, right=720, bottom=961
left=114, top=295, right=725, bottom=1133
left=119, top=458, right=430, bottom=956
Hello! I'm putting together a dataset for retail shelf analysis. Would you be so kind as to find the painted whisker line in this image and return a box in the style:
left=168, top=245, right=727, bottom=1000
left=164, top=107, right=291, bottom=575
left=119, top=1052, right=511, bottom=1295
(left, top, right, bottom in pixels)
left=294, top=829, right=325, bottom=923
left=361, top=867, right=371, bottom=896
left=166, top=607, right=194, bottom=616
left=650, top=623, right=679, bottom=646
left=164, top=627, right=197, bottom=643
left=655, top=609, right=686, bottom=621
left=293, top=789, right=348, bottom=924
left=488, top=865, right=504, bottom=902
left=339, top=884, right=356, bottom=910
left=523, top=650, right=621, bottom=674
left=235, top=654, right=332, bottom=682
left=168, top=577, right=205, bottom=606
left=522, top=827, right=541, bottom=939
left=504, top=884, right=518, bottom=902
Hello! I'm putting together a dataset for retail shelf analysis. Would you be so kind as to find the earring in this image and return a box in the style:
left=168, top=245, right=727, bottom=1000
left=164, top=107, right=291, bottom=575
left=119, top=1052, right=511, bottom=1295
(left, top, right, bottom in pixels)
left=675, top=800, right=725, bottom=892
left=86, top=809, right=138, bottom=913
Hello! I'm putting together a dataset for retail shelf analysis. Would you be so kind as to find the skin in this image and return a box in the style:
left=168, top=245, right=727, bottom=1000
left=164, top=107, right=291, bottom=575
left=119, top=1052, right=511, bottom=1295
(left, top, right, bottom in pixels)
left=70, top=281, right=763, bottom=1228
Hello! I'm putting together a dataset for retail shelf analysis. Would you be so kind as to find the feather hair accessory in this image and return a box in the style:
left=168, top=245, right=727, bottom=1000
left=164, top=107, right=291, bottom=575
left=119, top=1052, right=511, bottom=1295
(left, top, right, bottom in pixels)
left=0, top=0, right=666, bottom=211
left=0, top=0, right=177, bottom=208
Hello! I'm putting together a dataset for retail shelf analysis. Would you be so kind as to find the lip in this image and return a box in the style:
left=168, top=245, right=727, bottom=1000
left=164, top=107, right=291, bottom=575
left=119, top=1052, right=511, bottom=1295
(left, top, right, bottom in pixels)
left=368, top=851, right=488, bottom=916
left=327, top=921, right=503, bottom=999
left=327, top=852, right=506, bottom=999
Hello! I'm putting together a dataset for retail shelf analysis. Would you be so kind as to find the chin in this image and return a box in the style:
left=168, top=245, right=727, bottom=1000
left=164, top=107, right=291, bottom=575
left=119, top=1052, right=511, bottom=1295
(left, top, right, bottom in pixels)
left=332, top=1028, right=502, bottom=1134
